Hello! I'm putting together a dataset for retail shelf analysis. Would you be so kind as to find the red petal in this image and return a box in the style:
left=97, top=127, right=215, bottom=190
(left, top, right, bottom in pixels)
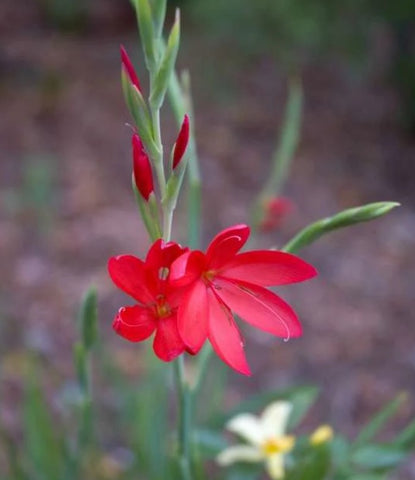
left=108, top=255, right=154, bottom=303
left=172, top=114, right=190, bottom=169
left=120, top=45, right=142, bottom=91
left=146, top=238, right=187, bottom=271
left=220, top=250, right=317, bottom=286
left=207, top=290, right=251, bottom=376
left=169, top=250, right=205, bottom=287
left=153, top=315, right=186, bottom=362
left=177, top=280, right=209, bottom=354
left=206, top=224, right=250, bottom=269
left=113, top=305, right=156, bottom=342
left=214, top=278, right=302, bottom=339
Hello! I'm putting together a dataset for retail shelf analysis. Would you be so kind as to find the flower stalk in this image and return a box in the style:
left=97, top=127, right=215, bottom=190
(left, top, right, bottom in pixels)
left=127, top=1, right=195, bottom=478
left=282, top=202, right=400, bottom=254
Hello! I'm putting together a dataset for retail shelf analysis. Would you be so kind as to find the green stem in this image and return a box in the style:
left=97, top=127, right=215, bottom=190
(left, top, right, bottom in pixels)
left=151, top=107, right=167, bottom=198
left=168, top=70, right=201, bottom=248
left=162, top=206, right=174, bottom=242
left=282, top=202, right=400, bottom=254
left=174, top=356, right=193, bottom=480
left=193, top=343, right=213, bottom=396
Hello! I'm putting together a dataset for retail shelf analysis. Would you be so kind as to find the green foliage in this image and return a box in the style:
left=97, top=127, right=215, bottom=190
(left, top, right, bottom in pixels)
left=79, top=287, right=98, bottom=352
left=22, top=378, right=65, bottom=480
left=354, top=394, right=407, bottom=448
left=184, top=0, right=415, bottom=130
left=282, top=202, right=400, bottom=254
left=150, top=10, right=181, bottom=109
left=37, top=0, right=87, bottom=32
left=185, top=0, right=371, bottom=66
left=2, top=155, right=58, bottom=235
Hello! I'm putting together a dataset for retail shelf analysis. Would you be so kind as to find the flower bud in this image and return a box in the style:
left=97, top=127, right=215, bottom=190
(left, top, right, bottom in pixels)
left=172, top=114, right=189, bottom=169
left=132, top=134, right=154, bottom=201
left=259, top=196, right=292, bottom=232
left=310, top=425, right=334, bottom=446
left=120, top=45, right=142, bottom=92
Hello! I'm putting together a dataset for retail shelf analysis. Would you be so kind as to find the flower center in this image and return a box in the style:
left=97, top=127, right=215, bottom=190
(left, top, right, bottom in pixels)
left=202, top=269, right=216, bottom=283
left=155, top=296, right=172, bottom=319
left=261, top=436, right=295, bottom=456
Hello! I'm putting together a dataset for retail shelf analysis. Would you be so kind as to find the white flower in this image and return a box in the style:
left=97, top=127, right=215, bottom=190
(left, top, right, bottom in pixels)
left=217, top=401, right=295, bottom=479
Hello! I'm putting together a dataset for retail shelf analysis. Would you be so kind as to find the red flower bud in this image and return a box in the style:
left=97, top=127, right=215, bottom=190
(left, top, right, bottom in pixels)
left=120, top=45, right=142, bottom=92
left=172, top=114, right=190, bottom=169
left=259, top=196, right=293, bottom=232
left=132, top=134, right=154, bottom=201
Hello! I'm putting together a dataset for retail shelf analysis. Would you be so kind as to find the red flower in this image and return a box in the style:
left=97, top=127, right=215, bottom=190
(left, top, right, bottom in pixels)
left=132, top=134, right=154, bottom=201
left=170, top=224, right=317, bottom=375
left=172, top=114, right=190, bottom=169
left=108, top=239, right=188, bottom=361
left=259, top=196, right=293, bottom=232
left=120, top=45, right=142, bottom=92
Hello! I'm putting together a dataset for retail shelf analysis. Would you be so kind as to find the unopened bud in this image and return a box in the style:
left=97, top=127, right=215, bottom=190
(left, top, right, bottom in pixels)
left=172, top=114, right=189, bottom=169
left=132, top=134, right=154, bottom=201
left=259, top=196, right=292, bottom=232
left=120, top=45, right=142, bottom=92
left=310, top=425, right=334, bottom=446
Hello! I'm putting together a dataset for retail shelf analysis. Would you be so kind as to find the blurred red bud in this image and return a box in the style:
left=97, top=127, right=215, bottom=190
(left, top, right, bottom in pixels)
left=172, top=114, right=189, bottom=169
left=259, top=196, right=293, bottom=232
left=120, top=45, right=142, bottom=92
left=132, top=134, right=154, bottom=201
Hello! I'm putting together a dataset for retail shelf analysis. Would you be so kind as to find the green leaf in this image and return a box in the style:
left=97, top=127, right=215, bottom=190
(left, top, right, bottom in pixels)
left=345, top=475, right=386, bottom=480
left=150, top=9, right=180, bottom=109
left=124, top=364, right=170, bottom=479
left=133, top=0, right=156, bottom=70
left=395, top=418, right=415, bottom=449
left=22, top=379, right=64, bottom=480
left=225, top=464, right=262, bottom=480
left=122, top=73, right=159, bottom=158
left=351, top=444, right=408, bottom=469
left=151, top=0, right=167, bottom=38
left=214, top=385, right=318, bottom=431
left=0, top=427, right=28, bottom=480
left=256, top=77, right=302, bottom=204
left=193, top=429, right=228, bottom=458
left=354, top=393, right=407, bottom=448
left=287, top=444, right=330, bottom=480
left=73, top=341, right=88, bottom=393
left=282, top=202, right=400, bottom=254
left=330, top=435, right=351, bottom=469
left=79, top=287, right=97, bottom=350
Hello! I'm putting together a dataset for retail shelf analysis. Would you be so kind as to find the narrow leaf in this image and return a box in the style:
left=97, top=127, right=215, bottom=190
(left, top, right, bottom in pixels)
left=394, top=418, right=415, bottom=449
left=22, top=379, right=64, bottom=479
left=73, top=342, right=88, bottom=394
left=133, top=0, right=156, bottom=70
left=122, top=75, right=159, bottom=158
left=150, top=9, right=180, bottom=109
left=353, top=393, right=407, bottom=448
left=79, top=287, right=97, bottom=350
left=282, top=202, right=400, bottom=254
left=213, top=385, right=318, bottom=430
left=151, top=0, right=167, bottom=38
left=351, top=444, right=407, bottom=469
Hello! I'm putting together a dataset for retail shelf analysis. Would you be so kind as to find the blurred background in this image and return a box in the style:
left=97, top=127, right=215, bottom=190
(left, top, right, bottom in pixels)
left=0, top=0, right=414, bottom=476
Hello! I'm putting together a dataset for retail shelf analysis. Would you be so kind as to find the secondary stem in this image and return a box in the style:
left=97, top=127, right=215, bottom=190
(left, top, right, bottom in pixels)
left=174, top=356, right=193, bottom=480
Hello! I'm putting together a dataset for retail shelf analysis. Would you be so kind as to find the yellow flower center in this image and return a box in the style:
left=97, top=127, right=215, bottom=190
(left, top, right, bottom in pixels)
left=203, top=270, right=216, bottom=282
left=155, top=296, right=172, bottom=318
left=261, top=435, right=295, bottom=456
